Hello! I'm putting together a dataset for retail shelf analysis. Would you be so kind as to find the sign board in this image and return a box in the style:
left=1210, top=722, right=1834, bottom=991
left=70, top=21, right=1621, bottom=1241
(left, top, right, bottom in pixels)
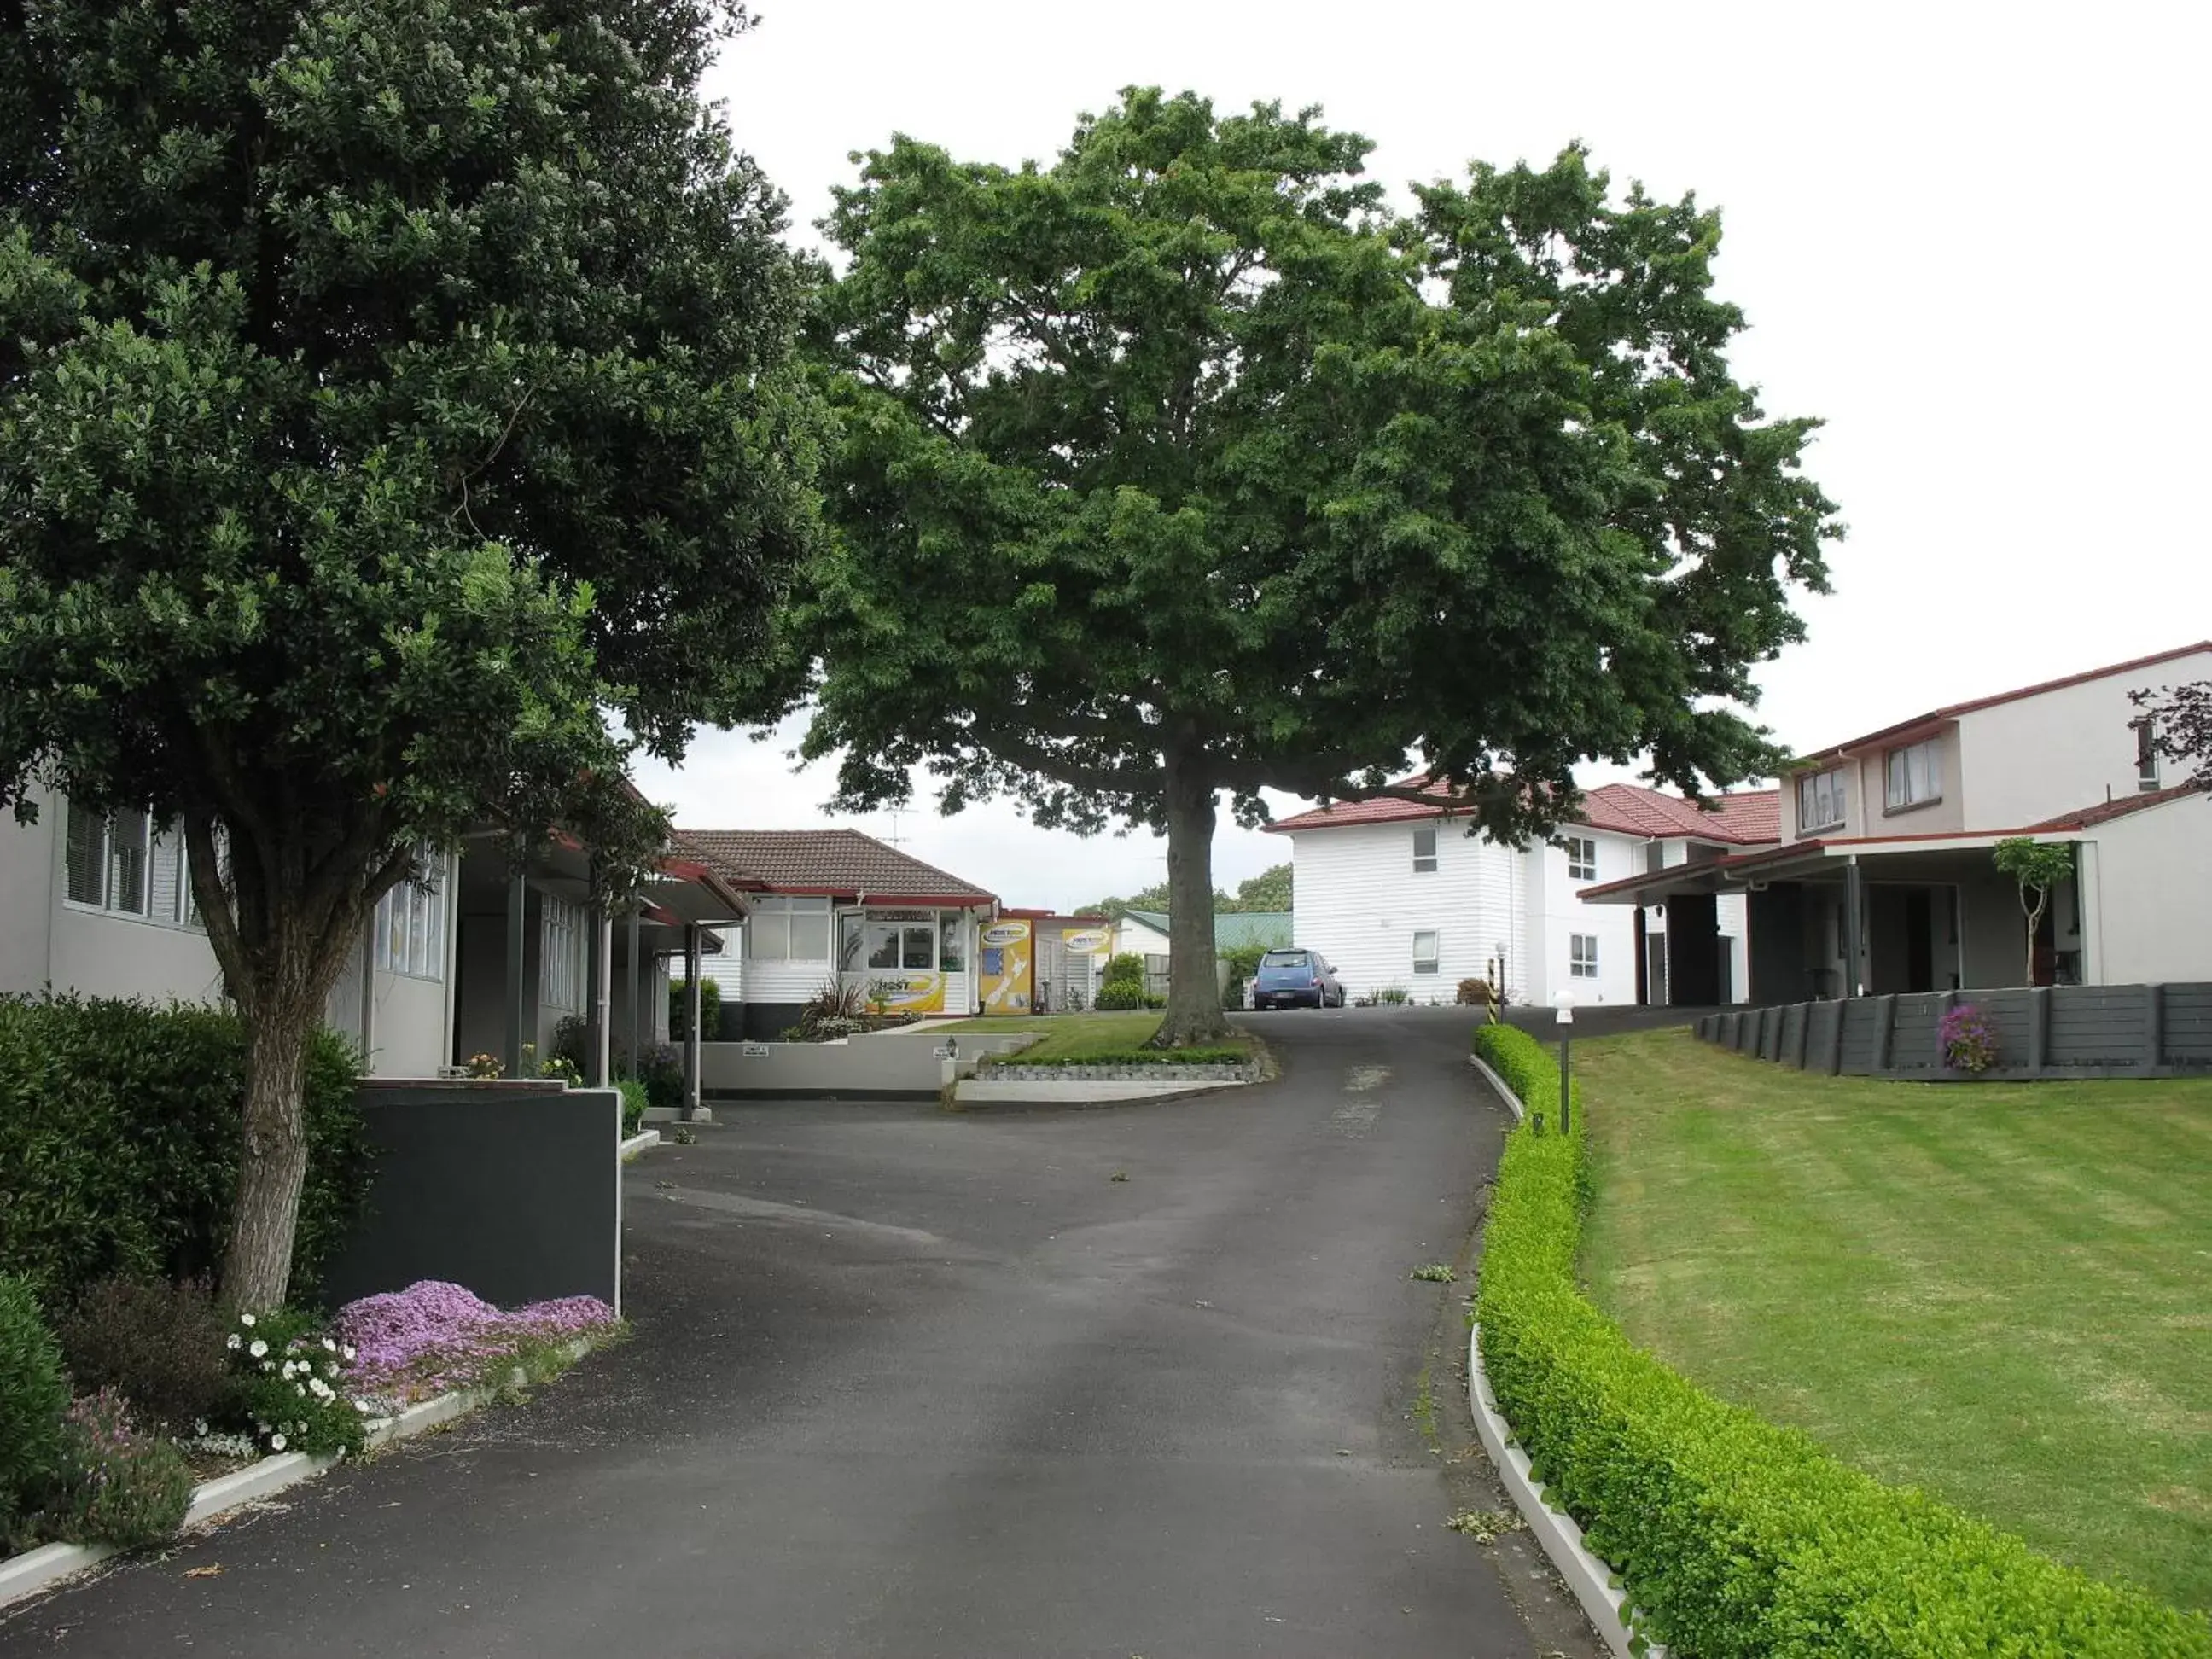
left=1059, top=926, right=1113, bottom=955
left=865, top=971, right=946, bottom=1015
left=979, top=918, right=1033, bottom=1013
left=740, top=1042, right=770, bottom=1057
left=931, top=1044, right=957, bottom=1060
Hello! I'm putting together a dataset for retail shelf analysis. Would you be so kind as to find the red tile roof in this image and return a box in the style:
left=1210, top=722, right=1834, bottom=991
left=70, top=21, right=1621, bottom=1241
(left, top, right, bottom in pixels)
left=2030, top=781, right=2206, bottom=830
left=674, top=829, right=996, bottom=905
left=1791, top=641, right=2212, bottom=768
left=1266, top=777, right=1778, bottom=847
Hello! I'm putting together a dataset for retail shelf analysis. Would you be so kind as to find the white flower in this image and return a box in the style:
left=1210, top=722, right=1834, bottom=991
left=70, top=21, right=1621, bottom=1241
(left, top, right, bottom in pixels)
left=325, top=1362, right=340, bottom=1378
left=310, top=1378, right=334, bottom=1400
left=240, top=1313, right=257, bottom=1327
left=249, top=1339, right=268, bottom=1358
left=195, top=1419, right=209, bottom=1435
left=226, top=1333, right=242, bottom=1351
left=294, top=1382, right=307, bottom=1397
left=280, top=1360, right=295, bottom=1379
left=355, top=1400, right=373, bottom=1413
left=270, top=1433, right=287, bottom=1452
left=323, top=1338, right=337, bottom=1353
left=342, top=1345, right=356, bottom=1361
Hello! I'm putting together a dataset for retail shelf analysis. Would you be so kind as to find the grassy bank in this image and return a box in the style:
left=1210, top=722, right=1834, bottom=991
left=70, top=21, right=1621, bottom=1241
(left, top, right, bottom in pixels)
left=1577, top=1027, right=2212, bottom=1610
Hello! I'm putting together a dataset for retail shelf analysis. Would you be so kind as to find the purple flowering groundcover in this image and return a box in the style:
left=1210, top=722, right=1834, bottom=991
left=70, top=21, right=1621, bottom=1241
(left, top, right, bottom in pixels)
left=333, top=1280, right=620, bottom=1407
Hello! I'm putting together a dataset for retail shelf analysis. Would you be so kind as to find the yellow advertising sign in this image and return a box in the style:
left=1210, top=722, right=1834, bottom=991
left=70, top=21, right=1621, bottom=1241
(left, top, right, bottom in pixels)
left=867, top=971, right=945, bottom=1016
left=979, top=918, right=1033, bottom=1013
left=1059, top=926, right=1113, bottom=955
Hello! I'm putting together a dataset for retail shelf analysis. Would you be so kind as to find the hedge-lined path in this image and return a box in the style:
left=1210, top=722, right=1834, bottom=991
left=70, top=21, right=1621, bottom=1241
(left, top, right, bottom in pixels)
left=0, top=1007, right=1606, bottom=1657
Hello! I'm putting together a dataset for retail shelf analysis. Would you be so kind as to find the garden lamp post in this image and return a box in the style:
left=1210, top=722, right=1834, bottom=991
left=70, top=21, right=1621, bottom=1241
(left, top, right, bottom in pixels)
left=1554, top=988, right=1575, bottom=1135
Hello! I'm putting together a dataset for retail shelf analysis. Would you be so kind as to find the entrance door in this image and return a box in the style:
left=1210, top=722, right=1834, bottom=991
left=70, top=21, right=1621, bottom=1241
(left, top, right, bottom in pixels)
left=1645, top=932, right=1669, bottom=1006
left=1903, top=889, right=1935, bottom=994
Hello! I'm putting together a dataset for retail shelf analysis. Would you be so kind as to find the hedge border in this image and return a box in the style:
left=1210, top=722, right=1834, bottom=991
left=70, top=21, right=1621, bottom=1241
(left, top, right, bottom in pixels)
left=1470, top=1022, right=2212, bottom=1658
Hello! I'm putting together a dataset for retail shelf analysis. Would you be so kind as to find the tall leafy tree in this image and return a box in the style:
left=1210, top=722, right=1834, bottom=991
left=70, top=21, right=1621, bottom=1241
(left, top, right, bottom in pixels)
left=1227, top=864, right=1292, bottom=914
left=800, top=90, right=1835, bottom=1044
left=0, top=0, right=818, bottom=1307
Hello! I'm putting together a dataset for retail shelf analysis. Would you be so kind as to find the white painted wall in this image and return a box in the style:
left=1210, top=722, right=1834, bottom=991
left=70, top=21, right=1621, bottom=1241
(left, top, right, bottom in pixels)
left=1114, top=915, right=1171, bottom=959
left=2082, top=799, right=2212, bottom=983
left=1523, top=829, right=1642, bottom=1006
left=1959, top=650, right=2212, bottom=830
left=1289, top=815, right=1522, bottom=1002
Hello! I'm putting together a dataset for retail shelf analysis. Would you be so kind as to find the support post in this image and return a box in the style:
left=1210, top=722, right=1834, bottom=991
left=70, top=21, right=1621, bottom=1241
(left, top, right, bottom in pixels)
left=585, top=877, right=610, bottom=1088
left=625, top=903, right=642, bottom=1077
left=683, top=924, right=702, bottom=1121
left=1557, top=1030, right=1572, bottom=1135
left=504, top=864, right=527, bottom=1080
left=1842, top=856, right=1866, bottom=998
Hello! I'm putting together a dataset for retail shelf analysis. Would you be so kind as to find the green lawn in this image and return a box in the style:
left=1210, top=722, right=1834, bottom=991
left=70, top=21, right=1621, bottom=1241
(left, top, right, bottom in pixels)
left=1578, top=1027, right=2212, bottom=1611
left=933, top=1010, right=1254, bottom=1063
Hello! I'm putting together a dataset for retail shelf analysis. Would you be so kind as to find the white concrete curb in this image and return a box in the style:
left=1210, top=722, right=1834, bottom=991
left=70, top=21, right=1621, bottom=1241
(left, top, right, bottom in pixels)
left=0, top=1336, right=597, bottom=1613
left=619, top=1128, right=662, bottom=1161
left=1465, top=1045, right=1665, bottom=1659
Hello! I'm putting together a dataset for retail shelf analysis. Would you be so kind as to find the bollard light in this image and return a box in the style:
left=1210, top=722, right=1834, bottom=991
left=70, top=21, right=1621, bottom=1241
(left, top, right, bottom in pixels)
left=1553, top=989, right=1575, bottom=1136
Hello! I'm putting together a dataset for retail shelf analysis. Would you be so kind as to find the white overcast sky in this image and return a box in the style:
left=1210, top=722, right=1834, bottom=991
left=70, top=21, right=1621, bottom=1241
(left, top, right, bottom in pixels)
left=632, top=0, right=2211, bottom=913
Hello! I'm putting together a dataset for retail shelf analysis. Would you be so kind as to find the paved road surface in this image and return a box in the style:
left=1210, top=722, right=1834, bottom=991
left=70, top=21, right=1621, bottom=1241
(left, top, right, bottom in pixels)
left=1, top=1007, right=1616, bottom=1657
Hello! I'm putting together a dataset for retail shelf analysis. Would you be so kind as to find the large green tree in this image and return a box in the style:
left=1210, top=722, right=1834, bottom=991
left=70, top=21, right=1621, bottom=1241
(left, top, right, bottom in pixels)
left=0, top=0, right=818, bottom=1307
left=800, top=90, right=1835, bottom=1045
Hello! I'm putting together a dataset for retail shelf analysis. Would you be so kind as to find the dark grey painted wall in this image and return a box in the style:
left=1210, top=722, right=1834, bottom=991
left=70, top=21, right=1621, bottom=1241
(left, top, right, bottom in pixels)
left=1697, top=982, right=2212, bottom=1081
left=321, top=1081, right=621, bottom=1313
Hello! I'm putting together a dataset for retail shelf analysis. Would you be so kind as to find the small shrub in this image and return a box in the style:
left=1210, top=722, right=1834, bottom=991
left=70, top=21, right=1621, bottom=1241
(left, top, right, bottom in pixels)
left=1456, top=977, right=1496, bottom=1010
left=551, top=1014, right=591, bottom=1077
left=55, top=1278, right=230, bottom=1435
left=335, top=1280, right=619, bottom=1406
left=626, top=1041, right=683, bottom=1114
left=32, top=1389, right=192, bottom=1549
left=1374, top=984, right=1411, bottom=1005
left=220, top=1307, right=368, bottom=1459
left=614, top=1077, right=648, bottom=1137
left=1141, top=992, right=1167, bottom=1010
left=463, top=1051, right=504, bottom=1079
left=0, top=1275, right=68, bottom=1526
left=1094, top=982, right=1144, bottom=1011
left=1941, top=1003, right=1998, bottom=1074
left=667, top=977, right=722, bottom=1043
left=797, top=980, right=867, bottom=1032
left=1101, top=952, right=1146, bottom=990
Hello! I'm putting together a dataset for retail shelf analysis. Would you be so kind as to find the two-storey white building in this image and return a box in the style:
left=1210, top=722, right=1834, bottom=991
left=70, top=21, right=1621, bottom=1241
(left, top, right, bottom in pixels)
left=1267, top=782, right=1778, bottom=1006
left=1583, top=642, right=2212, bottom=998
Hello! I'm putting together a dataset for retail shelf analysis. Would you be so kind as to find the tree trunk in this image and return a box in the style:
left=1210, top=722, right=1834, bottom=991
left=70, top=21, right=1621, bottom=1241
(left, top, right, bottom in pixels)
left=1156, top=748, right=1233, bottom=1048
left=221, top=1001, right=319, bottom=1312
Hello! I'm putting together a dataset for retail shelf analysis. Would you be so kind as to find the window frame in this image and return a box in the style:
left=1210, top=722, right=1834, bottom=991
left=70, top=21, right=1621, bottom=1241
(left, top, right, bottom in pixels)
left=1411, top=825, right=1438, bottom=874
left=373, top=847, right=447, bottom=981
left=1564, top=835, right=1598, bottom=882
left=540, top=894, right=585, bottom=1010
left=2133, top=718, right=2160, bottom=791
left=1883, top=740, right=1944, bottom=812
left=1411, top=929, right=1441, bottom=975
left=1796, top=766, right=1847, bottom=833
left=61, top=800, right=190, bottom=924
left=1569, top=933, right=1600, bottom=979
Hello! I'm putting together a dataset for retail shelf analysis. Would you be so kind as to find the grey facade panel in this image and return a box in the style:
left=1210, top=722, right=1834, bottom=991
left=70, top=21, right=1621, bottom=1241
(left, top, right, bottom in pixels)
left=322, top=1082, right=620, bottom=1313
left=2165, top=985, right=2212, bottom=1063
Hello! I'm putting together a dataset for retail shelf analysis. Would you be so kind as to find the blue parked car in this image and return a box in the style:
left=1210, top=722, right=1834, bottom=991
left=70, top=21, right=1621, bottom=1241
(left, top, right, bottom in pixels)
left=1251, top=948, right=1343, bottom=1010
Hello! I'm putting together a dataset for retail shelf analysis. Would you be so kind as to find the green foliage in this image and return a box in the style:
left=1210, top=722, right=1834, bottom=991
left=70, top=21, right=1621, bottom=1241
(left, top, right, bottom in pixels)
left=1468, top=1024, right=2211, bottom=1656
left=614, top=1079, right=649, bottom=1138
left=1373, top=985, right=1412, bottom=1006
left=1102, top=954, right=1147, bottom=990
left=221, top=1307, right=367, bottom=1460
left=55, top=1278, right=230, bottom=1435
left=1227, top=864, right=1293, bottom=914
left=1094, top=985, right=1144, bottom=1011
left=551, top=1016, right=591, bottom=1080
left=801, top=91, right=1833, bottom=1044
left=0, top=1275, right=67, bottom=1528
left=1994, top=837, right=2075, bottom=894
left=29, top=1389, right=193, bottom=1550
left=0, top=996, right=370, bottom=1307
left=1220, top=942, right=1268, bottom=1010
left=669, top=979, right=723, bottom=1044
left=0, top=0, right=819, bottom=1306
left=624, top=1043, right=684, bottom=1115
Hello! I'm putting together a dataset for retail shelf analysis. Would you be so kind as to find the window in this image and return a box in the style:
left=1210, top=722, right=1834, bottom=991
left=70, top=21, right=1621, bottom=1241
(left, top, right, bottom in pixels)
left=1883, top=740, right=1943, bottom=811
left=866, top=920, right=935, bottom=971
left=62, top=800, right=183, bottom=922
left=746, top=894, right=833, bottom=961
left=1796, top=766, right=1846, bottom=832
left=374, top=850, right=446, bottom=980
left=1412, top=930, right=1441, bottom=975
left=2133, top=719, right=2160, bottom=791
left=540, top=895, right=585, bottom=1010
left=1411, top=826, right=1437, bottom=873
left=938, top=914, right=967, bottom=974
left=1563, top=835, right=1598, bottom=882
left=1569, top=934, right=1599, bottom=979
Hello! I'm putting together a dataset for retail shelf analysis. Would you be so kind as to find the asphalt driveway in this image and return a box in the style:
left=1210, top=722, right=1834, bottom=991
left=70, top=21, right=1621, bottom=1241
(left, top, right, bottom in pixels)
left=0, top=1006, right=1606, bottom=1657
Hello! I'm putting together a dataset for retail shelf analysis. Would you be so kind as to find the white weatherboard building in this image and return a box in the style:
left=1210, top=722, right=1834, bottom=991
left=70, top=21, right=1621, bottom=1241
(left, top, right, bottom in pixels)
left=1268, top=783, right=1777, bottom=1007
left=1586, top=641, right=2212, bottom=998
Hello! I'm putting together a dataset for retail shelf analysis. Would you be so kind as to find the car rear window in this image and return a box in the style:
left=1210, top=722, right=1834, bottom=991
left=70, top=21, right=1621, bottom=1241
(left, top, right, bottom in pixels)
left=1261, top=951, right=1311, bottom=968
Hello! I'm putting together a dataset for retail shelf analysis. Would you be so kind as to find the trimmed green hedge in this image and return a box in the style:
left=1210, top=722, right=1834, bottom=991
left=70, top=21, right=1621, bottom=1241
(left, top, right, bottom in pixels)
left=1469, top=1022, right=2212, bottom=1657
left=0, top=995, right=370, bottom=1310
